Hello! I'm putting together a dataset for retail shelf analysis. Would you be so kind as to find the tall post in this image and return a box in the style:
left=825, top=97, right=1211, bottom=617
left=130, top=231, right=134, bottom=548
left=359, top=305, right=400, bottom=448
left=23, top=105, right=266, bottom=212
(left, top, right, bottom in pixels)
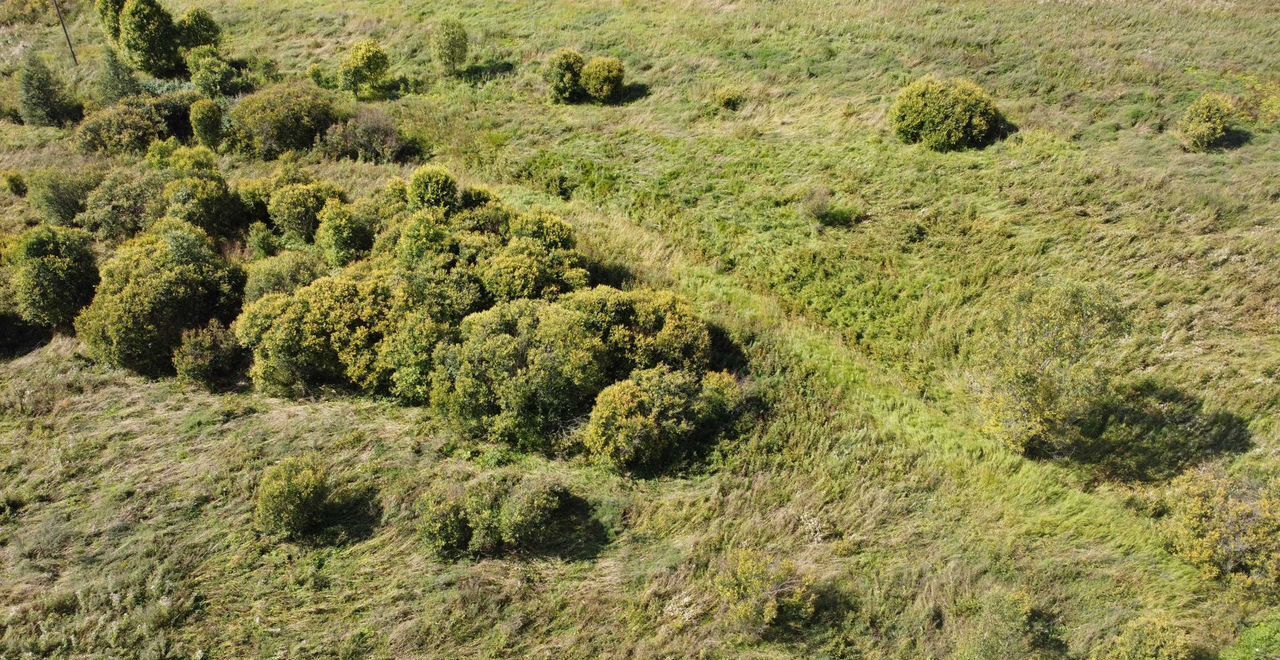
left=52, top=0, right=78, bottom=66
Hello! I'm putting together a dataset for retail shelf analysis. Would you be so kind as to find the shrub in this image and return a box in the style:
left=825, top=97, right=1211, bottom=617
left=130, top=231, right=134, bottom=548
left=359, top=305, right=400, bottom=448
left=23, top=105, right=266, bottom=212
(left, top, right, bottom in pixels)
left=407, top=165, right=459, bottom=212
left=245, top=221, right=282, bottom=259
left=75, top=168, right=172, bottom=241
left=187, top=46, right=241, bottom=97
left=9, top=226, right=99, bottom=329
left=889, top=76, right=1003, bottom=151
left=73, top=103, right=165, bottom=155
left=430, top=299, right=609, bottom=450
left=498, top=477, right=570, bottom=551
left=315, top=201, right=373, bottom=267
left=269, top=182, right=346, bottom=241
left=545, top=48, right=585, bottom=103
left=1167, top=466, right=1280, bottom=589
left=580, top=56, right=625, bottom=103
left=237, top=162, right=314, bottom=222
left=229, top=82, right=338, bottom=159
left=318, top=108, right=406, bottom=163
left=162, top=175, right=242, bottom=238
left=419, top=484, right=471, bottom=558
left=433, top=20, right=468, bottom=74
left=714, top=550, right=818, bottom=638
left=233, top=293, right=340, bottom=395
left=3, top=171, right=27, bottom=197
left=190, top=98, right=223, bottom=148
left=1222, top=618, right=1280, bottom=660
left=18, top=53, right=79, bottom=127
left=1087, top=615, right=1196, bottom=660
left=1179, top=93, right=1234, bottom=152
left=384, top=310, right=454, bottom=404
left=146, top=139, right=219, bottom=174
left=581, top=365, right=738, bottom=471
left=480, top=237, right=587, bottom=302
left=563, top=286, right=713, bottom=377
left=254, top=456, right=331, bottom=538
left=26, top=169, right=103, bottom=225
left=97, top=48, right=141, bottom=103
left=338, top=39, right=390, bottom=97
left=175, top=7, right=220, bottom=51
left=96, top=0, right=126, bottom=41
left=76, top=219, right=242, bottom=376
left=459, top=187, right=496, bottom=211
left=118, top=0, right=182, bottom=77
left=419, top=473, right=579, bottom=558
left=173, top=319, right=244, bottom=390
left=243, top=250, right=327, bottom=303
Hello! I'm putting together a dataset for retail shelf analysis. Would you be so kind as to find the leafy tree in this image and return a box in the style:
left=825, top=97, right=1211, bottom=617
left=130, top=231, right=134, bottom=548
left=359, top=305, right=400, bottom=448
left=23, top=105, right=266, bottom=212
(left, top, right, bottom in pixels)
left=175, top=7, right=220, bottom=51
left=119, top=0, right=183, bottom=77
left=18, top=53, right=78, bottom=127
left=433, top=20, right=468, bottom=74
left=9, top=226, right=99, bottom=330
left=407, top=165, right=459, bottom=212
left=338, top=39, right=390, bottom=97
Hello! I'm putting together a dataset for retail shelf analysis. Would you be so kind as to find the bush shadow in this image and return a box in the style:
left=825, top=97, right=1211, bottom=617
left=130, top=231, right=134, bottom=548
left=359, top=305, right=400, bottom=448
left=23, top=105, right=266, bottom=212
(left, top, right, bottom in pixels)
left=308, top=484, right=383, bottom=547
left=460, top=60, right=517, bottom=85
left=0, top=318, right=52, bottom=360
left=612, top=83, right=650, bottom=105
left=525, top=493, right=610, bottom=562
left=1215, top=128, right=1252, bottom=150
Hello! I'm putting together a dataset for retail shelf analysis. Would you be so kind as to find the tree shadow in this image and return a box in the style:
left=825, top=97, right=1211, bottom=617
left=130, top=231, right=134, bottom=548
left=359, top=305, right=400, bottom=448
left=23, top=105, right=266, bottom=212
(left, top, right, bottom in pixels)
left=0, top=318, right=52, bottom=360
left=459, top=60, right=517, bottom=85
left=1040, top=380, right=1252, bottom=483
left=583, top=255, right=635, bottom=289
left=307, top=484, right=383, bottom=547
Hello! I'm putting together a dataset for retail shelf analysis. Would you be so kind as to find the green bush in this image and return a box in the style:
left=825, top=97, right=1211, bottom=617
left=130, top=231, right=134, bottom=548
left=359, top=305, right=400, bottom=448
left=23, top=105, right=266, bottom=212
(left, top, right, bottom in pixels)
left=75, top=168, right=172, bottom=242
left=580, top=56, right=625, bottom=103
left=338, top=39, right=390, bottom=97
left=27, top=169, right=103, bottom=225
left=186, top=46, right=241, bottom=97
left=498, top=477, right=570, bottom=551
left=480, top=236, right=587, bottom=302
left=175, top=7, right=220, bottom=51
left=269, top=182, right=346, bottom=241
left=76, top=219, right=242, bottom=376
left=889, top=76, right=1003, bottom=151
left=418, top=473, right=575, bottom=558
left=1086, top=616, right=1196, bottom=660
left=1222, top=618, right=1280, bottom=660
left=458, top=187, right=496, bottom=212
left=18, top=53, right=79, bottom=127
left=162, top=175, right=242, bottom=238
left=245, top=221, right=281, bottom=259
left=433, top=20, right=468, bottom=74
left=9, top=226, right=99, bottom=329
left=418, top=484, right=471, bottom=558
left=407, top=165, right=459, bottom=212
left=318, top=108, right=406, bottom=163
left=173, top=319, right=244, bottom=390
left=581, top=365, right=738, bottom=471
left=189, top=99, right=223, bottom=148
left=233, top=292, right=339, bottom=396
left=146, top=139, right=219, bottom=174
left=1179, top=93, right=1234, bottom=152
left=714, top=550, right=818, bottom=639
left=243, top=250, right=327, bottom=303
left=73, top=103, right=165, bottom=155
left=118, top=0, right=182, bottom=77
left=545, top=48, right=585, bottom=103
left=315, top=201, right=373, bottom=267
left=384, top=310, right=454, bottom=404
left=229, top=82, right=338, bottom=158
left=563, top=286, right=713, bottom=377
left=254, top=456, right=331, bottom=539
left=96, top=48, right=141, bottom=103
left=120, top=90, right=203, bottom=141
left=96, top=0, right=126, bottom=41
left=1167, top=466, right=1280, bottom=589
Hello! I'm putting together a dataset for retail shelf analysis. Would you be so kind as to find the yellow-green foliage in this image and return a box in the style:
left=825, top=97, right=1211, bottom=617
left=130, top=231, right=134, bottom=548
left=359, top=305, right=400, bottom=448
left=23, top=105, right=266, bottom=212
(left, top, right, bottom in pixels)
left=175, top=7, right=220, bottom=51
left=545, top=48, right=585, bottom=102
left=479, top=237, right=587, bottom=301
left=254, top=456, right=331, bottom=538
left=237, top=161, right=314, bottom=221
left=9, top=226, right=99, bottom=329
left=384, top=310, right=454, bottom=403
left=1087, top=615, right=1197, bottom=660
left=146, top=140, right=220, bottom=174
left=162, top=174, right=241, bottom=238
left=187, top=46, right=241, bottom=98
left=76, top=219, right=241, bottom=377
left=118, top=0, right=181, bottom=76
left=1167, top=466, right=1280, bottom=589
left=229, top=82, right=337, bottom=158
left=96, top=0, right=126, bottom=41
left=714, top=550, right=817, bottom=639
left=889, top=76, right=1003, bottom=151
left=419, top=472, right=573, bottom=558
left=315, top=200, right=373, bottom=267
left=243, top=249, right=326, bottom=303
left=407, top=165, right=459, bottom=212
left=26, top=169, right=103, bottom=225
left=189, top=99, right=223, bottom=148
left=269, top=182, right=346, bottom=241
left=338, top=39, right=390, bottom=96
left=563, top=286, right=713, bottom=378
left=433, top=20, right=468, bottom=74
left=73, top=104, right=165, bottom=155
left=580, top=56, right=625, bottom=102
left=1221, top=618, right=1280, bottom=660
left=173, top=319, right=244, bottom=390
left=1179, top=93, right=1234, bottom=152
left=76, top=168, right=173, bottom=242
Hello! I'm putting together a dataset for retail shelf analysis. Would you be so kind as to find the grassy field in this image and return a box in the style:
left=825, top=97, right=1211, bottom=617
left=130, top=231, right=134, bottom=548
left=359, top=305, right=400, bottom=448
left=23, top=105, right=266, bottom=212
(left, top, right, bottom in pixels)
left=3, top=0, right=1280, bottom=657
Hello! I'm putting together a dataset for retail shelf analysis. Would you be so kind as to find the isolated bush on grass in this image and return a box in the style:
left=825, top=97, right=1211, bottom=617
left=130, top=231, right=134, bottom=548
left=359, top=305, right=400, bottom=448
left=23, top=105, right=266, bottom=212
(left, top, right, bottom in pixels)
left=175, top=7, right=220, bottom=51
left=545, top=48, right=585, bottom=103
left=1086, top=615, right=1197, bottom=660
left=18, top=53, right=79, bottom=127
left=318, top=108, right=406, bottom=163
left=715, top=550, right=818, bottom=639
left=189, top=99, right=223, bottom=148
left=434, top=20, right=468, bottom=74
left=580, top=56, right=625, bottom=103
left=9, top=226, right=99, bottom=330
left=73, top=103, right=165, bottom=155
left=118, top=0, right=182, bottom=77
left=269, top=182, right=346, bottom=241
left=173, top=319, right=245, bottom=390
left=407, top=165, right=459, bottom=212
left=255, top=456, right=332, bottom=539
left=229, top=82, right=338, bottom=158
left=243, top=250, right=327, bottom=303
left=338, top=39, right=390, bottom=98
left=162, top=174, right=242, bottom=238
left=75, top=168, right=172, bottom=241
left=76, top=219, right=242, bottom=376
left=315, top=201, right=373, bottom=267
left=97, top=48, right=142, bottom=104
left=27, top=169, right=103, bottom=225
left=1179, top=93, right=1234, bottom=152
left=1167, top=466, right=1280, bottom=589
left=889, top=76, right=1003, bottom=151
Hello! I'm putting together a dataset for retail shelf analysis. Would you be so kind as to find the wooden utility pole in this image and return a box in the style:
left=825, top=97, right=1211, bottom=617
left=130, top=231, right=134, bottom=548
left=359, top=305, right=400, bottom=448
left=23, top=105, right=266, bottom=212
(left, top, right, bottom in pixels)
left=52, top=0, right=78, bottom=66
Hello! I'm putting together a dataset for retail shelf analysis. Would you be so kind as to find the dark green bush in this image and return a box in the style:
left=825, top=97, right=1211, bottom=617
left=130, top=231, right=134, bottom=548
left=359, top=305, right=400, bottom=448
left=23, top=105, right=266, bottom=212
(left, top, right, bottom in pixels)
left=268, top=182, right=346, bottom=241
left=9, top=226, right=99, bottom=330
left=76, top=219, right=242, bottom=376
left=315, top=201, right=373, bottom=267
left=497, top=477, right=571, bottom=551
left=580, top=57, right=625, bottom=103
left=254, top=456, right=331, bottom=539
left=96, top=0, right=126, bottom=41
left=545, top=48, right=585, bottom=103
left=433, top=20, right=468, bottom=74
left=118, top=0, right=182, bottom=77
left=162, top=175, right=242, bottom=238
left=418, top=484, right=471, bottom=558
left=237, top=161, right=314, bottom=221
left=3, top=171, right=27, bottom=197
left=889, top=76, right=1003, bottom=151
left=135, top=89, right=204, bottom=140
left=190, top=98, right=223, bottom=148
left=27, top=169, right=103, bottom=225
left=74, top=168, right=172, bottom=242
left=72, top=103, right=165, bottom=155
left=18, top=53, right=79, bottom=127
left=243, top=250, right=327, bottom=303
left=1179, top=93, right=1234, bottom=152
left=318, top=108, right=406, bottom=163
left=175, top=7, right=220, bottom=51
left=419, top=472, right=578, bottom=558
left=229, top=82, right=338, bottom=158
left=173, top=319, right=245, bottom=390
left=338, top=39, right=390, bottom=97
left=245, top=221, right=282, bottom=259
left=407, top=165, right=459, bottom=212
left=96, top=48, right=141, bottom=104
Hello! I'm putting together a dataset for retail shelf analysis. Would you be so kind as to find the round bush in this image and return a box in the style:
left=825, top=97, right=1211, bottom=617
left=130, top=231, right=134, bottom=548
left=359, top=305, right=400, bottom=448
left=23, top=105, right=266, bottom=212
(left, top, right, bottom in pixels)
left=26, top=169, right=103, bottom=226
left=190, top=99, right=223, bottom=148
left=9, top=226, right=99, bottom=329
left=118, top=0, right=182, bottom=77
left=268, top=182, right=346, bottom=241
left=233, top=292, right=340, bottom=396
left=254, top=456, right=331, bottom=539
left=889, top=76, right=1003, bottom=151
left=580, top=56, right=625, bottom=103
left=545, top=48, right=585, bottom=103
left=131, top=89, right=204, bottom=140
left=1179, top=93, right=1234, bottom=152
left=338, top=39, right=390, bottom=96
left=173, top=319, right=245, bottom=390
left=18, top=53, right=79, bottom=128
left=315, top=201, right=373, bottom=267
left=75, top=219, right=242, bottom=376
left=407, top=165, right=459, bottom=212
left=229, top=82, right=338, bottom=159
left=563, top=286, right=713, bottom=377
left=419, top=485, right=471, bottom=558
left=433, top=20, right=468, bottom=74
left=498, top=478, right=569, bottom=551
left=187, top=46, right=240, bottom=97
left=75, top=168, right=172, bottom=242
left=175, top=7, right=220, bottom=51
left=385, top=310, right=454, bottom=404
left=581, top=365, right=704, bottom=471
left=237, top=161, right=314, bottom=221
left=163, top=175, right=242, bottom=238
left=243, top=249, right=327, bottom=303
left=480, top=237, right=585, bottom=302
left=73, top=103, right=165, bottom=155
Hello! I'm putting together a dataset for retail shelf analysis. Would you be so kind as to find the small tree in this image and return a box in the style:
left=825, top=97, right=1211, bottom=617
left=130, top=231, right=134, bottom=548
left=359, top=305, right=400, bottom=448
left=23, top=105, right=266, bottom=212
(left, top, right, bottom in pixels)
left=175, top=7, right=220, bottom=51
left=18, top=53, right=78, bottom=127
left=338, top=39, right=390, bottom=98
left=119, top=0, right=182, bottom=77
left=545, top=49, right=585, bottom=103
left=407, top=165, right=459, bottom=212
left=97, top=48, right=141, bottom=104
left=96, top=0, right=127, bottom=41
left=580, top=56, right=625, bottom=103
left=190, top=99, right=223, bottom=148
left=433, top=20, right=468, bottom=74
left=187, top=46, right=240, bottom=97
left=9, top=226, right=99, bottom=330
left=26, top=169, right=103, bottom=225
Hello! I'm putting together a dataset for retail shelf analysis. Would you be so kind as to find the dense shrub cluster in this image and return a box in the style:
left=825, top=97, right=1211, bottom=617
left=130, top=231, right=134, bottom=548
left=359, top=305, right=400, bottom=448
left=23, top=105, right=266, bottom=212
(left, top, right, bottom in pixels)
left=162, top=174, right=243, bottom=238
left=545, top=50, right=625, bottom=103
left=889, top=76, right=1003, bottom=151
left=228, top=82, right=338, bottom=158
left=419, top=472, right=574, bottom=558
left=74, top=168, right=172, bottom=241
left=8, top=226, right=99, bottom=330
left=317, top=108, right=407, bottom=163
left=243, top=250, right=327, bottom=303
left=268, top=182, right=347, bottom=241
left=1167, top=466, right=1280, bottom=590
left=186, top=46, right=251, bottom=98
left=255, top=456, right=332, bottom=538
left=1179, top=93, right=1234, bottom=152
left=173, top=319, right=245, bottom=390
left=74, top=103, right=166, bottom=155
left=315, top=201, right=374, bottom=267
left=1086, top=616, right=1196, bottom=660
